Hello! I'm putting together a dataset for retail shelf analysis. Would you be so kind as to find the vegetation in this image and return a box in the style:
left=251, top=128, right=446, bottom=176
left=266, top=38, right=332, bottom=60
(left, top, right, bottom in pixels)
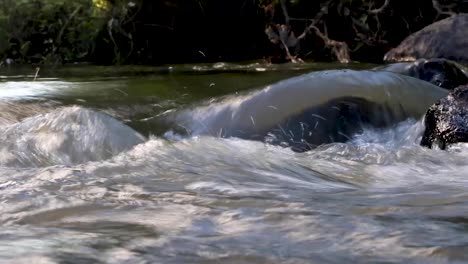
left=0, top=0, right=104, bottom=64
left=0, top=0, right=466, bottom=65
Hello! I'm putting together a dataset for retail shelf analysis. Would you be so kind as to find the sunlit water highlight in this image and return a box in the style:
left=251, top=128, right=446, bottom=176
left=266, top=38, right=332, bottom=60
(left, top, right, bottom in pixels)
left=0, top=63, right=467, bottom=263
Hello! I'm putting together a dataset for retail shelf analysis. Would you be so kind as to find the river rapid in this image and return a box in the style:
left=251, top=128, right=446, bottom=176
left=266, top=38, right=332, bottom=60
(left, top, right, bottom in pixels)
left=0, top=63, right=467, bottom=263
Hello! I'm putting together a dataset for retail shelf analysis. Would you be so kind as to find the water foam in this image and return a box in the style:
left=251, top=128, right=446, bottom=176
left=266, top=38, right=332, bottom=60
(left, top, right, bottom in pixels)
left=0, top=106, right=145, bottom=167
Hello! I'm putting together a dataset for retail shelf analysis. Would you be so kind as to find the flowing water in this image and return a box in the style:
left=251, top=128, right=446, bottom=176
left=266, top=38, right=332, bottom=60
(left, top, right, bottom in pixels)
left=0, top=62, right=467, bottom=263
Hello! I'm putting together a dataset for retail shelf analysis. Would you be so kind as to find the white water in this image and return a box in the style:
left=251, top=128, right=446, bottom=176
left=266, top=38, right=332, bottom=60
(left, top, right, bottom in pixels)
left=0, top=106, right=145, bottom=167
left=0, top=69, right=467, bottom=263
left=1, top=116, right=468, bottom=263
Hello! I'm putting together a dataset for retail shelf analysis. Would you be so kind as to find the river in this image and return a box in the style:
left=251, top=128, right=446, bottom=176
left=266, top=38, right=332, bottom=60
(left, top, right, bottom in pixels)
left=0, top=62, right=467, bottom=263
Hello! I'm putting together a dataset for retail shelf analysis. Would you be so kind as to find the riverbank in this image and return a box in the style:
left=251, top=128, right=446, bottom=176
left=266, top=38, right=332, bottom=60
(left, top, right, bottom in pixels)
left=1, top=0, right=467, bottom=65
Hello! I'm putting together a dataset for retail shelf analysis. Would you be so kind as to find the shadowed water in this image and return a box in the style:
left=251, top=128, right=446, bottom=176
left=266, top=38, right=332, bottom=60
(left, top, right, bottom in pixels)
left=0, top=63, right=467, bottom=263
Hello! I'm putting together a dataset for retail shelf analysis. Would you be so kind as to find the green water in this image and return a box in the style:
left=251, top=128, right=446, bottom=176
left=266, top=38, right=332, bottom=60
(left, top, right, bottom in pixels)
left=0, top=62, right=375, bottom=135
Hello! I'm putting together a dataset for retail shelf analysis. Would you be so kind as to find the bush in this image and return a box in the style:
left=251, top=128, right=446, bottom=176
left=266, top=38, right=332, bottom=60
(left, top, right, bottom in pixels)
left=0, top=0, right=105, bottom=64
left=2, top=0, right=467, bottom=65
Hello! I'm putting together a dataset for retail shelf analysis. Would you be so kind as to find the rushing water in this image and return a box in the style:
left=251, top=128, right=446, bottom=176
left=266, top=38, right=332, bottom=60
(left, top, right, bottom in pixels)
left=0, top=62, right=468, bottom=263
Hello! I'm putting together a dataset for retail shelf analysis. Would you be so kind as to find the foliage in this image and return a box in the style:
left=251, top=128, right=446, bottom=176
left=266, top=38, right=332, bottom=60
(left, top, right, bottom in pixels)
left=0, top=0, right=467, bottom=65
left=0, top=0, right=105, bottom=64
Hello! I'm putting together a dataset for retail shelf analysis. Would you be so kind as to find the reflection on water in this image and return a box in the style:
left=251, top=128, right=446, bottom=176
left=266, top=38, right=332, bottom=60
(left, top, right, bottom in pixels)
left=0, top=62, right=466, bottom=263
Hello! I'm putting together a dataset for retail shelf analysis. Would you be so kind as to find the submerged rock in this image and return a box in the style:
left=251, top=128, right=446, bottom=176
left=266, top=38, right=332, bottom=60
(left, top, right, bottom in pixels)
left=421, top=85, right=468, bottom=149
left=376, top=59, right=468, bottom=90
left=384, top=14, right=468, bottom=63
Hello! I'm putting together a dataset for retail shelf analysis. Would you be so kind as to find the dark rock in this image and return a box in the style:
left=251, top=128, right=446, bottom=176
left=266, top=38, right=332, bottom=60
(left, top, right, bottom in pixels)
left=384, top=14, right=468, bottom=63
left=376, top=59, right=468, bottom=89
left=421, top=85, right=468, bottom=149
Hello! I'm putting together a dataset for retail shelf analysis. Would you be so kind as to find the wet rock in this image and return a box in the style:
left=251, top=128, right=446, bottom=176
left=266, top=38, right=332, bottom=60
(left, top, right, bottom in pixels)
left=421, top=85, right=468, bottom=149
left=376, top=59, right=468, bottom=90
left=384, top=14, right=468, bottom=63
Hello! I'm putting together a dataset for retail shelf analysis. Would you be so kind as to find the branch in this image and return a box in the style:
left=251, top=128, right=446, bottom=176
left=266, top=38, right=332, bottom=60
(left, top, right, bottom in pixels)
left=53, top=5, right=81, bottom=64
left=280, top=38, right=301, bottom=63
left=56, top=5, right=81, bottom=46
left=279, top=0, right=290, bottom=25
left=265, top=25, right=301, bottom=63
left=107, top=18, right=120, bottom=61
left=432, top=0, right=456, bottom=17
left=304, top=25, right=350, bottom=63
left=276, top=0, right=301, bottom=63
left=368, top=0, right=390, bottom=14
left=268, top=0, right=349, bottom=63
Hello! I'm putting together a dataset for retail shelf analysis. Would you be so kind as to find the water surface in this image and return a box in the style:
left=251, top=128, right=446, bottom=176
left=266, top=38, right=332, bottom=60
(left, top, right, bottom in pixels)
left=0, top=62, right=466, bottom=264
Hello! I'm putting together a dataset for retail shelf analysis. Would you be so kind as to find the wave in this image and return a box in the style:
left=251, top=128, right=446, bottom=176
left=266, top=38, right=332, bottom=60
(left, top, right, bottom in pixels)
left=0, top=106, right=145, bottom=167
left=164, top=70, right=448, bottom=150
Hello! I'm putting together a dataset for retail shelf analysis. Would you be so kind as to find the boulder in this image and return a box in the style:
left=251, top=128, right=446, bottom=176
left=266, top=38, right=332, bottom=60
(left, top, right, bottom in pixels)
left=421, top=85, right=468, bottom=149
left=376, top=59, right=468, bottom=89
left=384, top=14, right=468, bottom=63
